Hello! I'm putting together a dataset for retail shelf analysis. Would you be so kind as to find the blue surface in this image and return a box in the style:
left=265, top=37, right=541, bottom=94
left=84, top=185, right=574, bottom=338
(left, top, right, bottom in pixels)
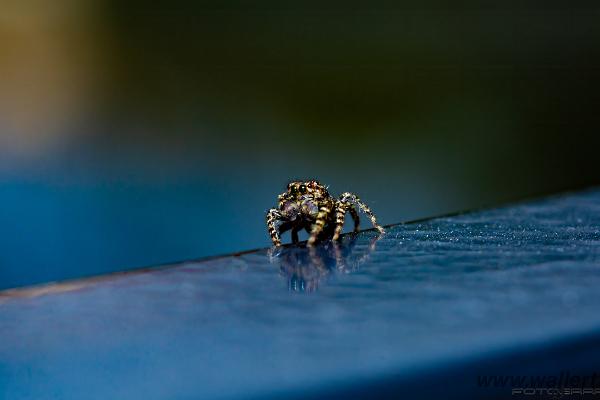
left=1, top=188, right=600, bottom=399
left=0, top=176, right=465, bottom=290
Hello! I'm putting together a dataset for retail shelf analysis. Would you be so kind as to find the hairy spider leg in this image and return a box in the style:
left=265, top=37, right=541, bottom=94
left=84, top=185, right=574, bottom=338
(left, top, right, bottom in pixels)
left=332, top=201, right=348, bottom=241
left=268, top=216, right=304, bottom=246
left=308, top=203, right=333, bottom=246
left=277, top=221, right=296, bottom=241
left=332, top=201, right=362, bottom=241
left=266, top=208, right=283, bottom=246
left=349, top=205, right=360, bottom=232
left=339, top=192, right=385, bottom=233
left=291, top=226, right=302, bottom=244
left=277, top=193, right=286, bottom=209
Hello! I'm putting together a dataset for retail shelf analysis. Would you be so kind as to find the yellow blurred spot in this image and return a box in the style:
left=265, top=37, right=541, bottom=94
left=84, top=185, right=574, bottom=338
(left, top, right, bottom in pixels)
left=0, top=0, right=106, bottom=156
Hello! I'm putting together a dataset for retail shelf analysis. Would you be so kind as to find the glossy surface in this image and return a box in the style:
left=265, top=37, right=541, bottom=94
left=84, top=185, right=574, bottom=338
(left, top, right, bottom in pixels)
left=1, top=189, right=600, bottom=399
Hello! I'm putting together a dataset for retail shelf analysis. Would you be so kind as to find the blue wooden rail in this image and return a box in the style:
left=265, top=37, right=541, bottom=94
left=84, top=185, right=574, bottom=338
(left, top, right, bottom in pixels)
left=1, top=188, right=599, bottom=399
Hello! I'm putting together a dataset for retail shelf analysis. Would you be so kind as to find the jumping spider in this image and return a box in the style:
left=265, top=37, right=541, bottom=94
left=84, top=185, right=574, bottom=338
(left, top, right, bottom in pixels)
left=266, top=180, right=385, bottom=246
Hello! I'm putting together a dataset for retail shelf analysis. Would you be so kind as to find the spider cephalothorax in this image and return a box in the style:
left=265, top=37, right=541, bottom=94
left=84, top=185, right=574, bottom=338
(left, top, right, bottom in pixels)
left=266, top=180, right=385, bottom=246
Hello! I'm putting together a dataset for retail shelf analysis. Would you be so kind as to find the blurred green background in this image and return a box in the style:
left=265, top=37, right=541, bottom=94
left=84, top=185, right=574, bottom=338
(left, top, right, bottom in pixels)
left=1, top=1, right=599, bottom=289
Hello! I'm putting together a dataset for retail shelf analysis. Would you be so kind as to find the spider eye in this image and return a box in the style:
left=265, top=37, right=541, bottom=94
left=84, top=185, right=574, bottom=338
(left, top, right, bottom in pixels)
left=299, top=185, right=307, bottom=193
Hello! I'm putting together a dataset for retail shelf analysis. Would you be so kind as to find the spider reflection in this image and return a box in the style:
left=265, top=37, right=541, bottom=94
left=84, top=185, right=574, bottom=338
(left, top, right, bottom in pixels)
left=268, top=233, right=383, bottom=293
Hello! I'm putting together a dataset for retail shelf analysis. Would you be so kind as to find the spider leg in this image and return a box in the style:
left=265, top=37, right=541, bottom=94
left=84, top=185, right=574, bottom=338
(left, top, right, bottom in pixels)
left=332, top=201, right=348, bottom=241
left=270, top=220, right=302, bottom=245
left=349, top=205, right=360, bottom=232
left=266, top=208, right=283, bottom=246
left=291, top=226, right=301, bottom=244
left=332, top=202, right=361, bottom=241
left=339, top=192, right=385, bottom=233
left=307, top=203, right=333, bottom=246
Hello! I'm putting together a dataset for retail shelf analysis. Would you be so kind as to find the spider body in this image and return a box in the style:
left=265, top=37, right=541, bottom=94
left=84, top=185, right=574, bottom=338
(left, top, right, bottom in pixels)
left=266, top=180, right=384, bottom=246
